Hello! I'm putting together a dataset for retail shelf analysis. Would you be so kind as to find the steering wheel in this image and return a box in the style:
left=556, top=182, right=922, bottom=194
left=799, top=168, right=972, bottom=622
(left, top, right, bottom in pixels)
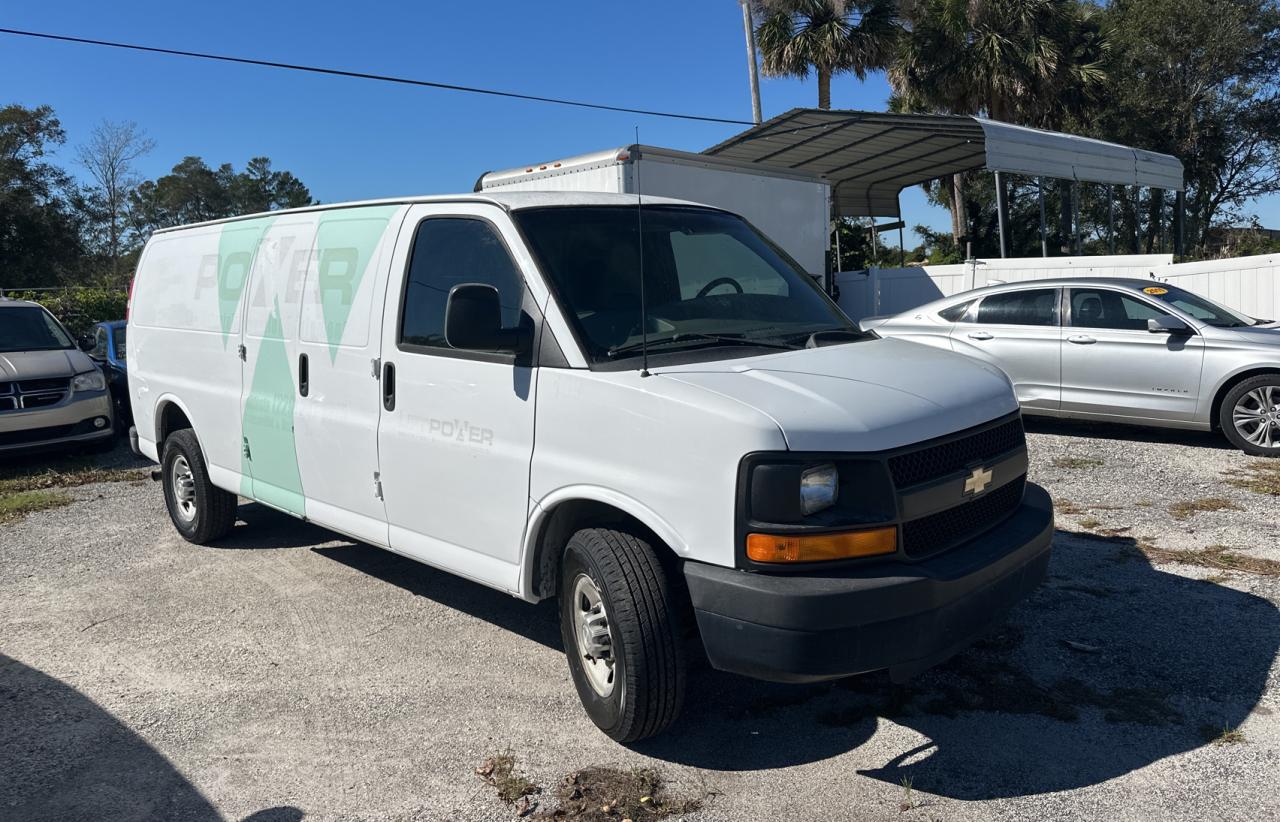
left=696, top=277, right=744, bottom=298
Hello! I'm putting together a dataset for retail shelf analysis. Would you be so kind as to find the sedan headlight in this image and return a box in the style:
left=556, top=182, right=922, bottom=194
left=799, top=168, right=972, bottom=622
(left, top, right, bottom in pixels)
left=799, top=463, right=839, bottom=515
left=71, top=370, right=106, bottom=392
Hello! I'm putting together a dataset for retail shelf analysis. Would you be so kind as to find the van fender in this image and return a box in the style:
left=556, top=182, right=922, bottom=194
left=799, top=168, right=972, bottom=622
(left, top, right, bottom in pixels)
left=519, top=485, right=690, bottom=602
left=150, top=393, right=203, bottom=461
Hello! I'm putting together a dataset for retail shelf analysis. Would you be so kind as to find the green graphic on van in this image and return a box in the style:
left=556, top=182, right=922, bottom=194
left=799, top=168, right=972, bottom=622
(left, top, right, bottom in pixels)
left=217, top=216, right=277, bottom=345
left=315, top=205, right=400, bottom=361
left=241, top=296, right=306, bottom=517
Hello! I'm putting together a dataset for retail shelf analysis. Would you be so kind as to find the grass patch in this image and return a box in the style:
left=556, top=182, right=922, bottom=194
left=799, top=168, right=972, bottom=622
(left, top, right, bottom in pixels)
left=1052, top=456, right=1104, bottom=469
left=1054, top=499, right=1086, bottom=515
left=475, top=752, right=539, bottom=804
left=0, top=457, right=146, bottom=495
left=544, top=766, right=706, bottom=820
left=1225, top=460, right=1280, bottom=496
left=1201, top=724, right=1246, bottom=745
left=1168, top=497, right=1243, bottom=520
left=0, top=490, right=74, bottom=525
left=1140, top=543, right=1280, bottom=576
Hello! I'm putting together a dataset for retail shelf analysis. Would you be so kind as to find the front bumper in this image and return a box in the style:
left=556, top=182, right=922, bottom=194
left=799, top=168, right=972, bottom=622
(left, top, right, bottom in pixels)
left=0, top=392, right=114, bottom=454
left=685, top=482, right=1054, bottom=683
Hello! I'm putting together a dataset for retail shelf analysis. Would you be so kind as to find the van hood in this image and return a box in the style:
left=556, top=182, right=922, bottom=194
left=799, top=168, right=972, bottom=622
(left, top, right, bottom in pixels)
left=658, top=337, right=1019, bottom=452
left=0, top=349, right=94, bottom=381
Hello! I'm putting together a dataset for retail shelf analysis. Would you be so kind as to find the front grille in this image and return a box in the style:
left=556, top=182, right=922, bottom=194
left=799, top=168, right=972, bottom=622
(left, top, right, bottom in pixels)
left=888, top=417, right=1026, bottom=488
left=18, top=378, right=71, bottom=392
left=0, top=377, right=70, bottom=412
left=901, top=476, right=1026, bottom=558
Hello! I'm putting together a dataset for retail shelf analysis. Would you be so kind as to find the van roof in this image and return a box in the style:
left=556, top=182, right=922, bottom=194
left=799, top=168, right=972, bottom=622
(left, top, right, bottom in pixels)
left=150, top=191, right=709, bottom=234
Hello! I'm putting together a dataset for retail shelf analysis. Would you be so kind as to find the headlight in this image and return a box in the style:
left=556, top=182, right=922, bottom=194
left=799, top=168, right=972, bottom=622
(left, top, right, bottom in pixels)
left=71, top=370, right=106, bottom=392
left=799, top=463, right=838, bottom=515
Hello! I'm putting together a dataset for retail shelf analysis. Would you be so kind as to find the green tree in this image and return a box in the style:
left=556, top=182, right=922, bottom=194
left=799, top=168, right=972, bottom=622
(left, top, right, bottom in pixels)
left=0, top=104, right=86, bottom=289
left=753, top=0, right=900, bottom=109
left=1087, top=0, right=1280, bottom=254
left=889, top=0, right=1109, bottom=247
left=129, top=156, right=315, bottom=239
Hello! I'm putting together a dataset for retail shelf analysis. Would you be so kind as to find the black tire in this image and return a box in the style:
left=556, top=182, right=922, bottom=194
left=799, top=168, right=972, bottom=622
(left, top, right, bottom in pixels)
left=558, top=527, right=686, bottom=743
left=1219, top=375, right=1280, bottom=457
left=161, top=429, right=238, bottom=543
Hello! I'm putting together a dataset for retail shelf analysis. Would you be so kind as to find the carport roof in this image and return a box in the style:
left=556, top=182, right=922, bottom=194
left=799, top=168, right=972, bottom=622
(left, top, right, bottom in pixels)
left=703, top=108, right=1185, bottom=218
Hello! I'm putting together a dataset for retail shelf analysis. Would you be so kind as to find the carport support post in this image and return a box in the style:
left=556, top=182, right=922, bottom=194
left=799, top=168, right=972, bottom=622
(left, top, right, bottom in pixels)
left=1072, top=181, right=1081, bottom=255
left=1108, top=185, right=1116, bottom=255
left=1038, top=177, right=1048, bottom=257
left=1175, top=190, right=1186, bottom=258
left=994, top=171, right=1008, bottom=258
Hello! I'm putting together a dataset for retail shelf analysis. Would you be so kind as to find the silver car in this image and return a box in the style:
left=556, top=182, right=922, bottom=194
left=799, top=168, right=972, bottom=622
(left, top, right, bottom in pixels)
left=862, top=278, right=1280, bottom=456
left=1, top=297, right=114, bottom=456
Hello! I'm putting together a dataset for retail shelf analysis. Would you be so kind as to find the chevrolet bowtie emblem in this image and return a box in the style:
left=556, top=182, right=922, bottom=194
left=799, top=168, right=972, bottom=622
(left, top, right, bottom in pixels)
left=964, top=466, right=994, bottom=495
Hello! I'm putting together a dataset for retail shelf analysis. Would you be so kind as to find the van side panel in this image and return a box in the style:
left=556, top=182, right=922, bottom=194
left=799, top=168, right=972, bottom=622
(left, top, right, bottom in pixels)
left=130, top=226, right=247, bottom=481
left=293, top=204, right=404, bottom=545
left=239, top=215, right=315, bottom=516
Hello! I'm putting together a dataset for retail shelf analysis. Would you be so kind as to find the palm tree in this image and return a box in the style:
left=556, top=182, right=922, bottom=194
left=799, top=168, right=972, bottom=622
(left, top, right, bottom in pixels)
left=753, top=0, right=900, bottom=110
left=887, top=0, right=1109, bottom=245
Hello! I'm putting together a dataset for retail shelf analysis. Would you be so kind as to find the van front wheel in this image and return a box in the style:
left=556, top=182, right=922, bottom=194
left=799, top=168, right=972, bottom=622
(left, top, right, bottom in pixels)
left=559, top=528, right=686, bottom=743
left=161, top=429, right=238, bottom=544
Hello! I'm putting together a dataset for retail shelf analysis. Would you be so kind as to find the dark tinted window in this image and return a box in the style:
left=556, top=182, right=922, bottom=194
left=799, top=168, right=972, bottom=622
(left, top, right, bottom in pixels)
left=938, top=300, right=974, bottom=322
left=976, top=289, right=1059, bottom=326
left=1070, top=289, right=1162, bottom=330
left=0, top=306, right=75, bottom=353
left=399, top=218, right=524, bottom=350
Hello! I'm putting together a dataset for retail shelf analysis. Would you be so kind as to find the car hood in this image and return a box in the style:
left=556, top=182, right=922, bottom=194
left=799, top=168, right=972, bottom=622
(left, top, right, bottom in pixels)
left=0, top=349, right=95, bottom=381
left=1206, top=324, right=1280, bottom=348
left=658, top=337, right=1019, bottom=452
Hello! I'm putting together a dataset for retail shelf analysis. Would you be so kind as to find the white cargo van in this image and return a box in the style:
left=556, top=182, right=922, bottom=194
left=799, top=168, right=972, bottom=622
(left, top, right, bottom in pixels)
left=128, top=192, right=1053, bottom=742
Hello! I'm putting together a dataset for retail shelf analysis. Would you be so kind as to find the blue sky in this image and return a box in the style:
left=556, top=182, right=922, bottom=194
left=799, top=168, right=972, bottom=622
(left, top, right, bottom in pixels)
left=3, top=1, right=1276, bottom=245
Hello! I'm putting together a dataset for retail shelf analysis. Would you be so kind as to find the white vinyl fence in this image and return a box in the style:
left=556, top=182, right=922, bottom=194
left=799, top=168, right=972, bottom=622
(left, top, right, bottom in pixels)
left=836, top=253, right=1280, bottom=321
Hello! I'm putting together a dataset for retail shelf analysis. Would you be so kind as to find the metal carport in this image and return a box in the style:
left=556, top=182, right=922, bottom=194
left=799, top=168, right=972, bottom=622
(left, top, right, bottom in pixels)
left=703, top=108, right=1185, bottom=259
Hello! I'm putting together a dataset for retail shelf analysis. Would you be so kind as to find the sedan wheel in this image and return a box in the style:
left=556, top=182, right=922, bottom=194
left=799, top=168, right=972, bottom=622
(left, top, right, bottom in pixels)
left=1222, top=377, right=1280, bottom=456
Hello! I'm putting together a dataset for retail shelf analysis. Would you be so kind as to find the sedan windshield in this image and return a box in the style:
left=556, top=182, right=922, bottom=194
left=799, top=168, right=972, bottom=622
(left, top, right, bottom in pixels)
left=515, top=206, right=858, bottom=363
left=1145, top=284, right=1257, bottom=328
left=0, top=306, right=75, bottom=353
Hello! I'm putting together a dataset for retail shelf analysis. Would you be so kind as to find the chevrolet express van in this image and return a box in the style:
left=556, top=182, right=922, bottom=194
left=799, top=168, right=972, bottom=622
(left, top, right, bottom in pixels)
left=128, top=192, right=1053, bottom=742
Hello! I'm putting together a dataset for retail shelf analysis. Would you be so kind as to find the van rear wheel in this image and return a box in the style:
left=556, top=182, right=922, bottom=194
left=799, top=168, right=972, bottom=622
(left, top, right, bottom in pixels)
left=558, top=528, right=686, bottom=743
left=161, top=429, right=238, bottom=543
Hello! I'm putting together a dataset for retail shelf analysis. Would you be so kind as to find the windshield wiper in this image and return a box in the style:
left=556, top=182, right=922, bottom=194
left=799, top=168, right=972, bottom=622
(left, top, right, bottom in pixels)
left=607, top=333, right=799, bottom=358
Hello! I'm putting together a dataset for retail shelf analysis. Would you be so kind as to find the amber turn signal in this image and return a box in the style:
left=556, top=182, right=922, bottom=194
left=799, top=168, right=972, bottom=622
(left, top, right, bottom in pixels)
left=746, top=527, right=897, bottom=563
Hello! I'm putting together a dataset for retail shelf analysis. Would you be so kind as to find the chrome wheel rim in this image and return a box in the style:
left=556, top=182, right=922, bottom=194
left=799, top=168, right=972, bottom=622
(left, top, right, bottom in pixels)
left=571, top=573, right=616, bottom=698
left=171, top=455, right=198, bottom=523
left=1233, top=385, right=1280, bottom=450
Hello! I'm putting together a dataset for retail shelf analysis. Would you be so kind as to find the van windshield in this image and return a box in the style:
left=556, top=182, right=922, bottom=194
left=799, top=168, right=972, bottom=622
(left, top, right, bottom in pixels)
left=515, top=206, right=858, bottom=364
left=0, top=306, right=75, bottom=353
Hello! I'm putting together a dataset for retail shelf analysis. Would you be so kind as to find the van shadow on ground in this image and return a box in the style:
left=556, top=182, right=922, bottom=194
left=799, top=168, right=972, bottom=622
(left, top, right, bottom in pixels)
left=0, top=654, right=302, bottom=822
left=315, top=525, right=1277, bottom=800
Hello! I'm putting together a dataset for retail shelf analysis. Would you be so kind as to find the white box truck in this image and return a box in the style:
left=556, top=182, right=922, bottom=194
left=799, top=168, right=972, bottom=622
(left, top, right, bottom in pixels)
left=476, top=145, right=833, bottom=285
left=128, top=190, right=1052, bottom=742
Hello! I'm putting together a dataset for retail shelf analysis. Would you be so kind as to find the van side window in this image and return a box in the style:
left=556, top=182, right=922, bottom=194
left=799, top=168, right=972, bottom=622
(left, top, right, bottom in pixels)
left=975, top=289, right=1059, bottom=326
left=399, top=218, right=524, bottom=350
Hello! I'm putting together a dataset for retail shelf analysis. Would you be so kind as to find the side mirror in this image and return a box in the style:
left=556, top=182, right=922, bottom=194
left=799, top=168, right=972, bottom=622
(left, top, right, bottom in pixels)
left=444, top=283, right=528, bottom=353
left=1148, top=315, right=1192, bottom=335
left=78, top=335, right=96, bottom=353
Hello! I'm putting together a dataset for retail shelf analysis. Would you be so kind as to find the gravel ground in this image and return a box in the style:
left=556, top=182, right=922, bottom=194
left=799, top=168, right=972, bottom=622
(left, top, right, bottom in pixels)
left=2, top=421, right=1278, bottom=822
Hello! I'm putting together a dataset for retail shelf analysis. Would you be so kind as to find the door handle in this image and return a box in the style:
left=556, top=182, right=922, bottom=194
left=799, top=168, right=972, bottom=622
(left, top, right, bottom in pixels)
left=1067, top=334, right=1097, bottom=345
left=298, top=353, right=309, bottom=397
left=967, top=331, right=994, bottom=341
left=382, top=362, right=396, bottom=411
